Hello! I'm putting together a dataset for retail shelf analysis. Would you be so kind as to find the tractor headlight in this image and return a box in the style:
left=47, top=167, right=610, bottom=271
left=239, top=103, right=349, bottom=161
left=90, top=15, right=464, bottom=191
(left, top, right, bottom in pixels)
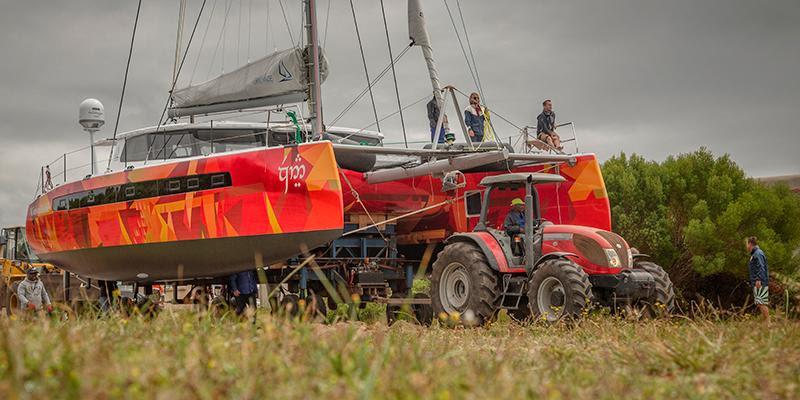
left=604, top=249, right=621, bottom=268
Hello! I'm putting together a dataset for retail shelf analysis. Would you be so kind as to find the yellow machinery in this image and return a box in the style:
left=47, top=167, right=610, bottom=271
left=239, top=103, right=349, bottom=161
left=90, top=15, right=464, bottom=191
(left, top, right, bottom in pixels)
left=0, top=226, right=63, bottom=311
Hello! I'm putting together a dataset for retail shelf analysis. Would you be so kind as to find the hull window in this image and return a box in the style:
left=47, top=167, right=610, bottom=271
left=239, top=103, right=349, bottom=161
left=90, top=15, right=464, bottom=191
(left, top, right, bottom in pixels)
left=52, top=172, right=231, bottom=211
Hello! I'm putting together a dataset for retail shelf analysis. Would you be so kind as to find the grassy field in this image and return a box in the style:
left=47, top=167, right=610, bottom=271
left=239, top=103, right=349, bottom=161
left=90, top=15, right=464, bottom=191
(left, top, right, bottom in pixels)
left=1, top=309, right=799, bottom=399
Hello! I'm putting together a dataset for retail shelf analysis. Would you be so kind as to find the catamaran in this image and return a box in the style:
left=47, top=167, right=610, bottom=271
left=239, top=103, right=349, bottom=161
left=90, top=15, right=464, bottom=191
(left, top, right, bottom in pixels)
left=25, top=0, right=610, bottom=294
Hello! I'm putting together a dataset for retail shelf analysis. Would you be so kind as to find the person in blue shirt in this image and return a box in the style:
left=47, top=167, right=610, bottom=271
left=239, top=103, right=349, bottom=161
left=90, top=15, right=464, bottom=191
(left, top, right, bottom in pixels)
left=504, top=198, right=526, bottom=235
left=464, top=92, right=485, bottom=142
left=504, top=198, right=526, bottom=255
left=746, top=236, right=770, bottom=323
left=536, top=99, right=562, bottom=150
left=228, top=269, right=259, bottom=316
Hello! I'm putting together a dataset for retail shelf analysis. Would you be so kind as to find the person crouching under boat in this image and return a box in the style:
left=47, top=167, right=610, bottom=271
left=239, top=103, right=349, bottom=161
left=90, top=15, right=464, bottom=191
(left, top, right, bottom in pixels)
left=464, top=92, right=486, bottom=143
left=228, top=270, right=259, bottom=316
left=17, top=267, right=53, bottom=313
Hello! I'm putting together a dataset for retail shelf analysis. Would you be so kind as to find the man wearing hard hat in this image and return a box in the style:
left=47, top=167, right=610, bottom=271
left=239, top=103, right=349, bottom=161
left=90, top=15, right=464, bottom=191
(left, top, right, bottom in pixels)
left=504, top=198, right=526, bottom=235
left=504, top=198, right=527, bottom=255
left=17, top=267, right=53, bottom=313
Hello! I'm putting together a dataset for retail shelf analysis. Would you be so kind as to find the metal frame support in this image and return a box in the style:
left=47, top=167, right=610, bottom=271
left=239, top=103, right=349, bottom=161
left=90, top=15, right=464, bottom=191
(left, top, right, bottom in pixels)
left=474, top=186, right=494, bottom=232
left=63, top=271, right=71, bottom=303
left=448, top=87, right=474, bottom=150
left=405, top=264, right=414, bottom=292
left=300, top=266, right=309, bottom=299
left=432, top=89, right=449, bottom=150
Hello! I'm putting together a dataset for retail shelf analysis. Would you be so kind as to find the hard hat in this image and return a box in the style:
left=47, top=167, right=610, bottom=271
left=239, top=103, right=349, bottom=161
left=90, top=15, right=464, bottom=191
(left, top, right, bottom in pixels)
left=511, top=198, right=524, bottom=206
left=26, top=267, right=40, bottom=275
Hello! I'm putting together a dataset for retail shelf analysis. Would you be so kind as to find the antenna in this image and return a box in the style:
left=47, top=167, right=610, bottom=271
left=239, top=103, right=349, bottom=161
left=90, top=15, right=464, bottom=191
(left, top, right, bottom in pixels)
left=79, top=98, right=105, bottom=175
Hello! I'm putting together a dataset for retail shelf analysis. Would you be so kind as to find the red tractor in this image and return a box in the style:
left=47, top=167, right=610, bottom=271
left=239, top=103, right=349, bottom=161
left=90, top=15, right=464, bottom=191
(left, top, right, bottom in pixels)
left=431, top=173, right=675, bottom=322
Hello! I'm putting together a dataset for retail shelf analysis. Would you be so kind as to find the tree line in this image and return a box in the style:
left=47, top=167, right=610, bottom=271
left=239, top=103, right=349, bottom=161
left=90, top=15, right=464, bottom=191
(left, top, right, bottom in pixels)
left=602, top=148, right=800, bottom=307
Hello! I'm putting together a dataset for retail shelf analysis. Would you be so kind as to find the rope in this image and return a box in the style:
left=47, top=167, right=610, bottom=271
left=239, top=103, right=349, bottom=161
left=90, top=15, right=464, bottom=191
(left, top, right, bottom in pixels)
left=349, top=0, right=381, bottom=132
left=329, top=45, right=411, bottom=126
left=236, top=0, right=242, bottom=65
left=357, top=93, right=429, bottom=133
left=205, top=0, right=234, bottom=80
left=277, top=0, right=296, bottom=47
left=339, top=172, right=387, bottom=243
left=247, top=0, right=252, bottom=62
left=342, top=194, right=466, bottom=237
left=149, top=0, right=209, bottom=162
left=189, top=0, right=217, bottom=84
left=265, top=0, right=271, bottom=53
left=106, top=0, right=142, bottom=171
left=380, top=0, right=408, bottom=148
left=452, top=86, right=524, bottom=131
left=455, top=0, right=484, bottom=100
left=442, top=0, right=480, bottom=95
left=322, top=0, right=331, bottom=50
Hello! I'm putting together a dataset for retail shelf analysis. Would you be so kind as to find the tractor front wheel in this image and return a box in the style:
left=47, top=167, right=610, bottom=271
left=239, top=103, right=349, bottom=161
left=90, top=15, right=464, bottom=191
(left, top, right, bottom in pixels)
left=431, top=242, right=499, bottom=325
left=633, top=260, right=675, bottom=316
left=528, top=258, right=593, bottom=321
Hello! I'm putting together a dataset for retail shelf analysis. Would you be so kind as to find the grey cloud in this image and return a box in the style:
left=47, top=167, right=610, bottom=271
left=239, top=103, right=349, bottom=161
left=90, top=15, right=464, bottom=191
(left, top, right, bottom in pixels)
left=1, top=0, right=798, bottom=227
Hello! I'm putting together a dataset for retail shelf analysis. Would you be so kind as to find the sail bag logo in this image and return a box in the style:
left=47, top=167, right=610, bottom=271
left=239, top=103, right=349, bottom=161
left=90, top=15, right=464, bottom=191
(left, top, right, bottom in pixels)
left=279, top=61, right=293, bottom=82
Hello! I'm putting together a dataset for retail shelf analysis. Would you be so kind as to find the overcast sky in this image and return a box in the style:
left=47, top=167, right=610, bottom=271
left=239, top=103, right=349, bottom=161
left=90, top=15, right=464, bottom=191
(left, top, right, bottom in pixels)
left=1, top=0, right=798, bottom=227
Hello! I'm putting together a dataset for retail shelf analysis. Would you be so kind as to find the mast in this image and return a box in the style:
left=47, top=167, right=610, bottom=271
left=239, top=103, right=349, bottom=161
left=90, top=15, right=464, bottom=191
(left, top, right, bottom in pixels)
left=408, top=0, right=443, bottom=105
left=304, top=0, right=324, bottom=139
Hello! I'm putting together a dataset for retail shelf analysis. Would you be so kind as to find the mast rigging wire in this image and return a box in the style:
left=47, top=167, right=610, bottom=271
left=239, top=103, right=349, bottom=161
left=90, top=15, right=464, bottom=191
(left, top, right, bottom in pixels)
left=153, top=0, right=209, bottom=133
left=379, top=0, right=408, bottom=148
left=455, top=0, right=484, bottom=101
left=348, top=0, right=381, bottom=133
left=328, top=45, right=411, bottom=127
left=205, top=0, right=234, bottom=79
left=442, top=0, right=480, bottom=97
left=277, top=0, right=296, bottom=47
left=106, top=0, right=143, bottom=171
left=322, top=0, right=331, bottom=50
left=189, top=0, right=218, bottom=84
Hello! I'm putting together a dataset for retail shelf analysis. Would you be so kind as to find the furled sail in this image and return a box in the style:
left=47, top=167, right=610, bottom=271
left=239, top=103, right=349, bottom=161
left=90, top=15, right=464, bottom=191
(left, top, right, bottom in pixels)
left=169, top=47, right=328, bottom=118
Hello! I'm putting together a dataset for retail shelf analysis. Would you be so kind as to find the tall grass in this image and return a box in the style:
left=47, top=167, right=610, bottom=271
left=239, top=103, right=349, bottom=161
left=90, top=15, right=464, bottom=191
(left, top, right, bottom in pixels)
left=1, top=310, right=798, bottom=399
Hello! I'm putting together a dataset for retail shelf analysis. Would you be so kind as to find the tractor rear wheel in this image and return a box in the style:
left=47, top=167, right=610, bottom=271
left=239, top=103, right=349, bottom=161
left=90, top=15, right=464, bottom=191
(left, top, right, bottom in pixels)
left=431, top=241, right=499, bottom=325
left=633, top=261, right=675, bottom=316
left=528, top=258, right=593, bottom=321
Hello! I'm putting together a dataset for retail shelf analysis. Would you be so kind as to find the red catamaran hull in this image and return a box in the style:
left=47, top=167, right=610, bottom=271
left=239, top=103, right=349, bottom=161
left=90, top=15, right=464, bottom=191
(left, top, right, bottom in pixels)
left=340, top=153, right=611, bottom=244
left=25, top=142, right=344, bottom=281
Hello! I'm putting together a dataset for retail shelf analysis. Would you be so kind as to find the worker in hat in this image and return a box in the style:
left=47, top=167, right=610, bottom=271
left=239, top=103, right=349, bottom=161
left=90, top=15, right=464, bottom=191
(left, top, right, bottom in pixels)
left=504, top=198, right=527, bottom=255
left=17, top=267, right=53, bottom=313
left=504, top=198, right=526, bottom=235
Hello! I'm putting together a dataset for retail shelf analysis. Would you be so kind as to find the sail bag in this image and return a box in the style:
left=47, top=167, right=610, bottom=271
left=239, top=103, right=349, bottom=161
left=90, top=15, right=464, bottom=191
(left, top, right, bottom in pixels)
left=169, top=47, right=328, bottom=117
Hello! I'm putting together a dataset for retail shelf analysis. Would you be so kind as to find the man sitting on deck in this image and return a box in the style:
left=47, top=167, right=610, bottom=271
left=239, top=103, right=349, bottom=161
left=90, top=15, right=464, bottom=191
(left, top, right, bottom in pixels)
left=537, top=99, right=562, bottom=150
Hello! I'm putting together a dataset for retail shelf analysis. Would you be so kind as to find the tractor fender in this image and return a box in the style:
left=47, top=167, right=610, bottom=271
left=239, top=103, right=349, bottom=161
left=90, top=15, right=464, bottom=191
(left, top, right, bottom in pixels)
left=444, top=232, right=510, bottom=272
left=533, top=252, right=579, bottom=271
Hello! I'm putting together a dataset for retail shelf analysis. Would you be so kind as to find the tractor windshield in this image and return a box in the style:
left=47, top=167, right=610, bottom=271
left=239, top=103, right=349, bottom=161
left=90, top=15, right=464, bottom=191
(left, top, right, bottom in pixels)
left=483, top=186, right=527, bottom=230
left=12, top=228, right=40, bottom=262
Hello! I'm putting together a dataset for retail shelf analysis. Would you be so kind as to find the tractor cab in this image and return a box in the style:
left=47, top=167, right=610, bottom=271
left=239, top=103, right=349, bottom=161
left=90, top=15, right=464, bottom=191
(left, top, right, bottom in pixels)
left=474, top=173, right=566, bottom=272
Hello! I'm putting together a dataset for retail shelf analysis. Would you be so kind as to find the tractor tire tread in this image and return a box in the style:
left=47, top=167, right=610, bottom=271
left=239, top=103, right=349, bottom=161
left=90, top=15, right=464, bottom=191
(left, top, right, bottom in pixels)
left=634, top=261, right=676, bottom=313
left=431, top=241, right=499, bottom=325
left=528, top=258, right=594, bottom=319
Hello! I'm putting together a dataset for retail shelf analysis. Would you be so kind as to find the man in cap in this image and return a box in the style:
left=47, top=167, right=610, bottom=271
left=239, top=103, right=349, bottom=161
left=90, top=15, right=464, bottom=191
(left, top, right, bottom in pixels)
left=17, top=267, right=53, bottom=313
left=504, top=198, right=527, bottom=255
left=504, top=198, right=526, bottom=236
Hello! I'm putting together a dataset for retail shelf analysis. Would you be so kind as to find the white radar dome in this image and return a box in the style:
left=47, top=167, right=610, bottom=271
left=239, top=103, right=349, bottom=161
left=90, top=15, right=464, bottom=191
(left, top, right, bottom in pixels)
left=79, top=98, right=105, bottom=130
